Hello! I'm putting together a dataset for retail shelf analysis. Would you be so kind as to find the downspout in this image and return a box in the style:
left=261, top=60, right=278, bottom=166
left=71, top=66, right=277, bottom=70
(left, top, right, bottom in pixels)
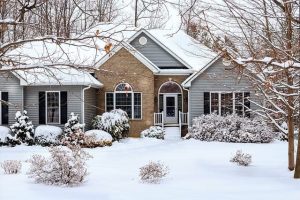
left=82, top=85, right=92, bottom=132
left=182, top=86, right=190, bottom=127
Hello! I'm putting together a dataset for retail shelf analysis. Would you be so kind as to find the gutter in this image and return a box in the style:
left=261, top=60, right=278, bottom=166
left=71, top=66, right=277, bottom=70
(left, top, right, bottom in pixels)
left=82, top=85, right=92, bottom=132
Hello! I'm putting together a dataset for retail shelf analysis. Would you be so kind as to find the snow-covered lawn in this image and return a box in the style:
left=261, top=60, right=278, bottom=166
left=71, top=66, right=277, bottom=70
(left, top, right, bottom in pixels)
left=0, top=138, right=300, bottom=200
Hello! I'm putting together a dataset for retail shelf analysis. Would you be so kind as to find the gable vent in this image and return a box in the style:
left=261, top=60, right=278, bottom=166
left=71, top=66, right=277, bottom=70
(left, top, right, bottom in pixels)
left=139, top=36, right=147, bottom=45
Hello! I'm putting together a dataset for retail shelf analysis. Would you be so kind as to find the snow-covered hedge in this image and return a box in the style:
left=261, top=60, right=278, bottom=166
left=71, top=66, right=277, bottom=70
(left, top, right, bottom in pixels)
left=188, top=113, right=275, bottom=143
left=141, top=126, right=165, bottom=139
left=10, top=110, right=34, bottom=145
left=34, top=125, right=63, bottom=146
left=92, top=109, right=130, bottom=141
left=0, top=126, right=20, bottom=146
left=83, top=130, right=113, bottom=148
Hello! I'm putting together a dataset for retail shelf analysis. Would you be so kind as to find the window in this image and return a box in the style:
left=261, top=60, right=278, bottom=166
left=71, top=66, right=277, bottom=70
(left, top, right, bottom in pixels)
left=209, top=92, right=250, bottom=117
left=46, top=92, right=60, bottom=124
left=105, top=83, right=142, bottom=119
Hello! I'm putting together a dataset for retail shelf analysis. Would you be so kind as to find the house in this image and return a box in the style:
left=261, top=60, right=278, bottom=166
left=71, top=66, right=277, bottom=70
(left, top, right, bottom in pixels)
left=0, top=23, right=258, bottom=137
left=94, top=26, right=258, bottom=136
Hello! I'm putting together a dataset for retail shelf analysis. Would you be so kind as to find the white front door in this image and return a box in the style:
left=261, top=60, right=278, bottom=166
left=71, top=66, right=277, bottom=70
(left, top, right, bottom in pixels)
left=164, top=94, right=178, bottom=124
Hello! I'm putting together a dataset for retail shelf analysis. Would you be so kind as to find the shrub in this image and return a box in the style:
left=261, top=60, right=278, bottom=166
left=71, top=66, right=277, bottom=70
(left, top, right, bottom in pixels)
left=1, top=160, right=22, bottom=174
left=27, top=146, right=92, bottom=186
left=10, top=110, right=34, bottom=145
left=0, top=126, right=20, bottom=146
left=62, top=113, right=85, bottom=146
left=92, top=109, right=130, bottom=141
left=230, top=150, right=252, bottom=166
left=34, top=125, right=62, bottom=146
left=141, top=126, right=165, bottom=139
left=139, top=161, right=169, bottom=184
left=188, top=113, right=275, bottom=143
left=83, top=130, right=113, bottom=148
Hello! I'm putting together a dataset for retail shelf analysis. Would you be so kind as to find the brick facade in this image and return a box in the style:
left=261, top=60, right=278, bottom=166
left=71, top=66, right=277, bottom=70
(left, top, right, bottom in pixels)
left=96, top=48, right=190, bottom=137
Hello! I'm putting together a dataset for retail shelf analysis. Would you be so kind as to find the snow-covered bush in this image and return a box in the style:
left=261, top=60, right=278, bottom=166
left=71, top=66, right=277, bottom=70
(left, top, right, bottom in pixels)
left=64, top=112, right=84, bottom=135
left=10, top=110, right=34, bottom=145
left=139, top=161, right=169, bottom=184
left=92, top=109, right=130, bottom=141
left=61, top=113, right=85, bottom=146
left=188, top=113, right=275, bottom=143
left=83, top=130, right=112, bottom=148
left=0, top=126, right=19, bottom=146
left=141, top=126, right=165, bottom=139
left=1, top=160, right=22, bottom=174
left=27, top=146, right=92, bottom=186
left=34, top=125, right=63, bottom=146
left=230, top=150, right=252, bottom=166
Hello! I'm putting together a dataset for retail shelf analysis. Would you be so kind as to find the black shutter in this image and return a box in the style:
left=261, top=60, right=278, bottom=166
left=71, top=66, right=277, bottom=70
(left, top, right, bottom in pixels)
left=60, top=91, right=68, bottom=124
left=1, top=92, right=8, bottom=124
left=39, top=92, right=46, bottom=124
left=204, top=92, right=210, bottom=114
left=244, top=92, right=250, bottom=117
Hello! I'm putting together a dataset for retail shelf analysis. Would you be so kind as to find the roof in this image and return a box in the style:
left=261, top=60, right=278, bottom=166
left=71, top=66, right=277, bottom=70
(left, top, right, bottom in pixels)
left=14, top=67, right=102, bottom=88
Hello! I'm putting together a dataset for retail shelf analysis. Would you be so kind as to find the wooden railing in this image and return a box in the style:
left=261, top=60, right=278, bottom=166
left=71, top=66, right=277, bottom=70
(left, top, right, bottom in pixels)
left=179, top=111, right=189, bottom=136
left=154, top=112, right=164, bottom=128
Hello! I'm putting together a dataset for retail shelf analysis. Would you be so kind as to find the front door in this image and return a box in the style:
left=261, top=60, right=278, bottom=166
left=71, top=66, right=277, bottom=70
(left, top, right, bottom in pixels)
left=164, top=94, right=178, bottom=124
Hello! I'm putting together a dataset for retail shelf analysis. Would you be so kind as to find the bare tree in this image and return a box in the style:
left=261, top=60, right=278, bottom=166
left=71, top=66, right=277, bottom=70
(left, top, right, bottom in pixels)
left=187, top=0, right=300, bottom=174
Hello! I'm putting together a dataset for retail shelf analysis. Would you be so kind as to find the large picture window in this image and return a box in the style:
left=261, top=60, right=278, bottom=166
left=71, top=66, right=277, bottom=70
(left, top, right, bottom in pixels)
left=209, top=92, right=250, bottom=117
left=106, top=83, right=142, bottom=119
left=46, top=91, right=60, bottom=124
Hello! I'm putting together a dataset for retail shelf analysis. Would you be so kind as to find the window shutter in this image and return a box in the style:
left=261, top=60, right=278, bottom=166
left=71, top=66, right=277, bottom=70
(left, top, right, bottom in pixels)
left=1, top=92, right=8, bottom=124
left=60, top=91, right=68, bottom=124
left=39, top=92, right=46, bottom=124
left=204, top=92, right=210, bottom=114
left=244, top=92, right=250, bottom=117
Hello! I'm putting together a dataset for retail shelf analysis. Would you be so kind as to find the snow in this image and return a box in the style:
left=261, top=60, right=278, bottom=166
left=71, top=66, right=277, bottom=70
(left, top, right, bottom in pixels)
left=148, top=29, right=217, bottom=71
left=1, top=139, right=299, bottom=200
left=35, top=125, right=62, bottom=143
left=0, top=126, right=11, bottom=143
left=85, top=130, right=113, bottom=142
left=164, top=127, right=181, bottom=140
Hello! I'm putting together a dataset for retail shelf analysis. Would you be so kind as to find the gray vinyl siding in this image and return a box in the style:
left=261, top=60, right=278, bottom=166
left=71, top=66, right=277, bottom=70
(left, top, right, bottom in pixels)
left=130, top=33, right=187, bottom=69
left=24, top=86, right=83, bottom=129
left=84, top=88, right=97, bottom=130
left=189, top=59, right=261, bottom=125
left=0, top=72, right=23, bottom=126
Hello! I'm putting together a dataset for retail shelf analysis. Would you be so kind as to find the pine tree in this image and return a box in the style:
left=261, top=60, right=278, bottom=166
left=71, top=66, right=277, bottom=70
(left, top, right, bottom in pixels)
left=62, top=113, right=85, bottom=146
left=10, top=110, right=34, bottom=145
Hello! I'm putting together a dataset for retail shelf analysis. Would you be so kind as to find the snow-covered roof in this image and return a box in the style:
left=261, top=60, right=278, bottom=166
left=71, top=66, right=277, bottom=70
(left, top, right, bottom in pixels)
left=144, top=29, right=218, bottom=71
left=14, top=67, right=102, bottom=88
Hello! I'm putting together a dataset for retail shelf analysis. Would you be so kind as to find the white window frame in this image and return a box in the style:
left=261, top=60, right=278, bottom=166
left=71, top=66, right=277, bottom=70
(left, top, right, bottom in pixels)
left=209, top=91, right=247, bottom=117
left=105, top=83, right=142, bottom=120
left=46, top=91, right=61, bottom=124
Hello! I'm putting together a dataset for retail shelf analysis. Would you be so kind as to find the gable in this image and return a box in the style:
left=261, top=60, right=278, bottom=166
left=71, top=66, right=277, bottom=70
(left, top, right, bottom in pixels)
left=190, top=58, right=253, bottom=91
left=130, top=33, right=188, bottom=69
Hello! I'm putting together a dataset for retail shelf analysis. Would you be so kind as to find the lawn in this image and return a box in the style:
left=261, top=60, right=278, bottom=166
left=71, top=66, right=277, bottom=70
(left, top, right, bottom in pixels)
left=0, top=138, right=299, bottom=200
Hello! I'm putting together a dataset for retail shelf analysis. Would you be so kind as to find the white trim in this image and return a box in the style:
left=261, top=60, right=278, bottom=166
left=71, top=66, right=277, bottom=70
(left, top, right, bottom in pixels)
left=163, top=94, right=178, bottom=124
left=182, top=54, right=222, bottom=88
left=96, top=42, right=160, bottom=73
left=127, top=29, right=194, bottom=70
left=158, top=81, right=183, bottom=114
left=82, top=85, right=91, bottom=131
left=45, top=91, right=61, bottom=125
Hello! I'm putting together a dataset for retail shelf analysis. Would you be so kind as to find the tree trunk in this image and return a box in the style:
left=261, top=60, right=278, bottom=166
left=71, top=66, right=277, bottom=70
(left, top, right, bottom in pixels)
left=134, top=0, right=138, bottom=27
left=294, top=101, right=300, bottom=178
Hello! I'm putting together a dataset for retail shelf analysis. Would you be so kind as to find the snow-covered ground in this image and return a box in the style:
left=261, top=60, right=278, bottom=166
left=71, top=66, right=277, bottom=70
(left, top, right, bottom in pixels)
left=0, top=138, right=299, bottom=200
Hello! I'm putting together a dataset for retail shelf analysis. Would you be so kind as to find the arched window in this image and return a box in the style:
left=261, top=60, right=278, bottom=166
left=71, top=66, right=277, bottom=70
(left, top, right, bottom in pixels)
left=105, top=83, right=142, bottom=119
